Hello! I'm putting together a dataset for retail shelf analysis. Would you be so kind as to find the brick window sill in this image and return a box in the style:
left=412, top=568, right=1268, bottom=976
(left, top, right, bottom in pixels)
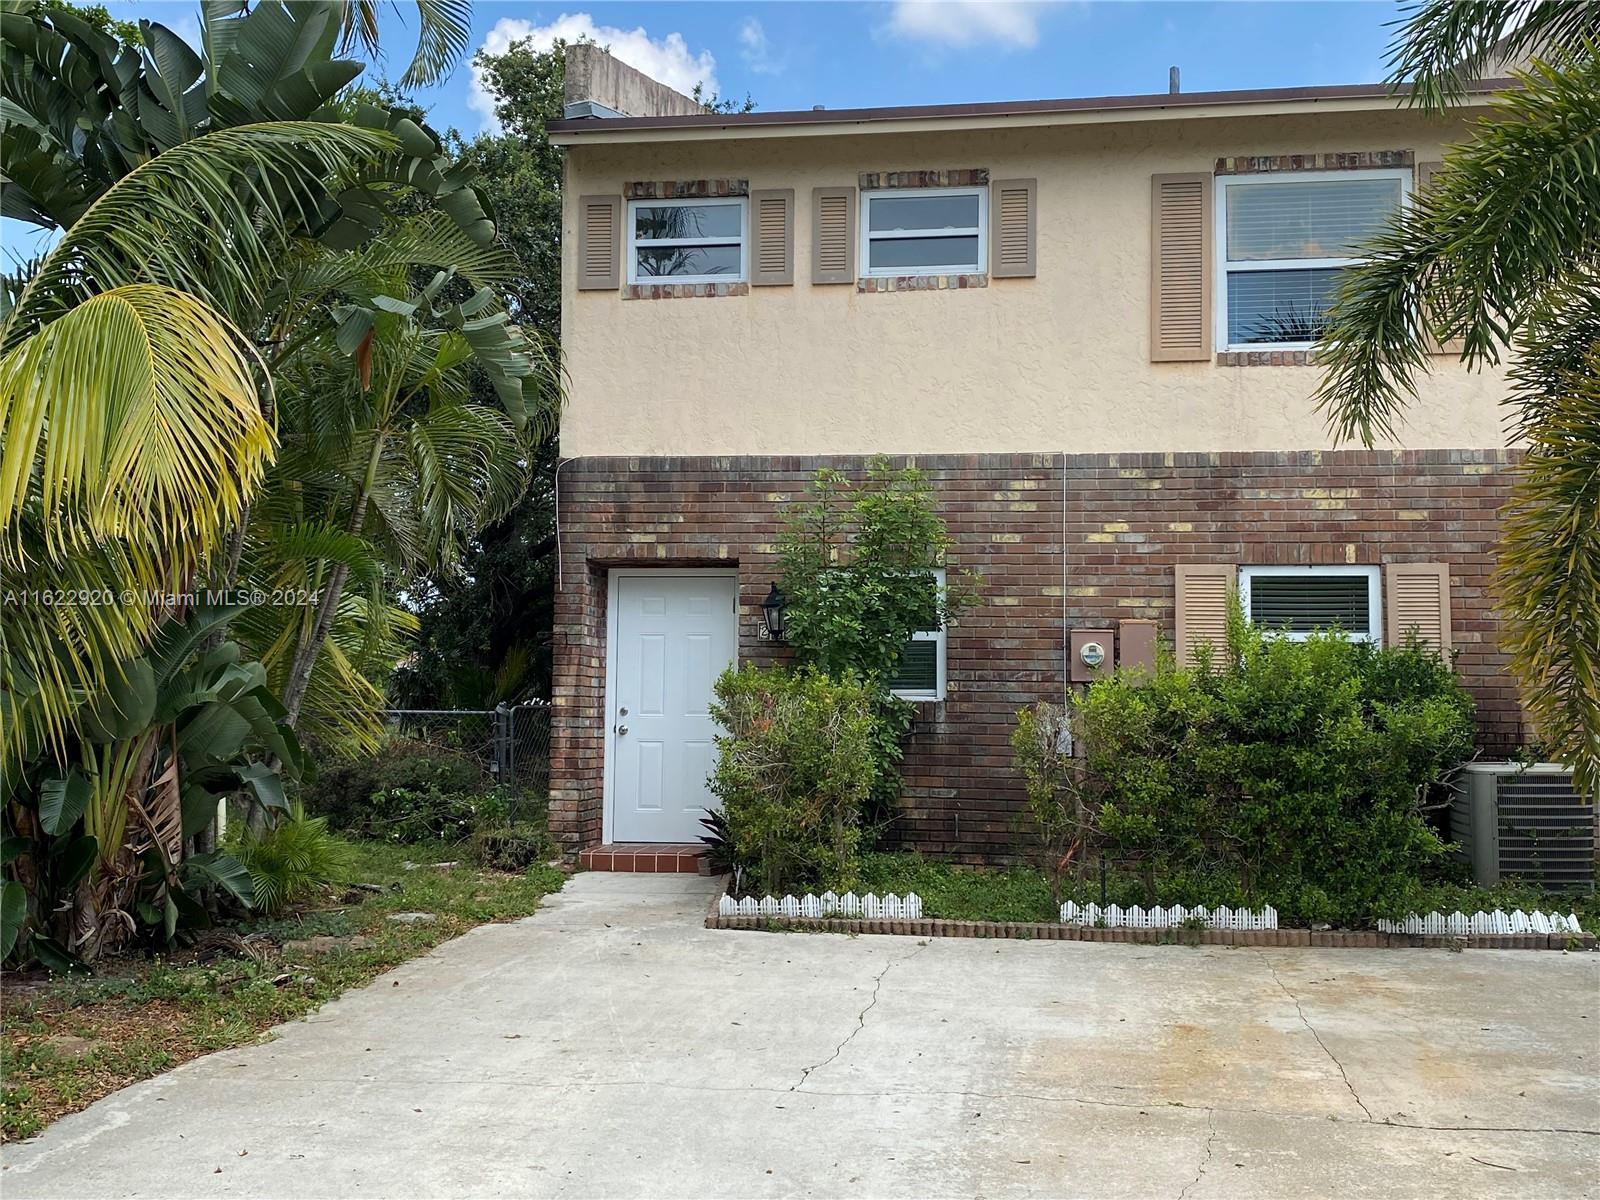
left=1216, top=350, right=1322, bottom=367
left=858, top=274, right=988, bottom=293
left=624, top=282, right=750, bottom=301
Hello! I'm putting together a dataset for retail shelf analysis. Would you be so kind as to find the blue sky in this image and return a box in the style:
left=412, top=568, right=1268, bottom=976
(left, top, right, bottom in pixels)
left=4, top=1, right=1408, bottom=261
left=103, top=1, right=1411, bottom=135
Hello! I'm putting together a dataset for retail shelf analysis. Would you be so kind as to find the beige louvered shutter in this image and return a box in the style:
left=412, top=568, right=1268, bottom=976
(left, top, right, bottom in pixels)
left=812, top=185, right=855, bottom=284
left=1150, top=173, right=1213, bottom=362
left=750, top=188, right=794, bottom=286
left=1175, top=563, right=1235, bottom=668
left=990, top=178, right=1036, bottom=278
left=577, top=194, right=621, bottom=291
left=1385, top=563, right=1452, bottom=653
left=1415, top=162, right=1464, bottom=356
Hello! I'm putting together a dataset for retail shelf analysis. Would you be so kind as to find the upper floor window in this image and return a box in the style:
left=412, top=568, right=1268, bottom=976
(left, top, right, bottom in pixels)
left=861, top=187, right=987, bottom=277
left=627, top=197, right=747, bottom=285
left=1215, top=170, right=1408, bottom=350
left=1239, top=565, right=1382, bottom=643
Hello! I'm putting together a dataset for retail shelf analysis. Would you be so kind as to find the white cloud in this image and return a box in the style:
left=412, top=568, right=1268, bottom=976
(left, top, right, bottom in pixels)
left=468, top=13, right=718, bottom=129
left=885, top=1, right=1044, bottom=49
left=737, top=16, right=784, bottom=76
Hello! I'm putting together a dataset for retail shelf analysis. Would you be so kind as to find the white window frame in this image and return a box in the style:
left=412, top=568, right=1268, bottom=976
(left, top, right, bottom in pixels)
left=889, top=568, right=947, bottom=702
left=1239, top=564, right=1383, bottom=644
left=626, top=196, right=748, bottom=286
left=1214, top=168, right=1411, bottom=352
left=860, top=187, right=988, bottom=278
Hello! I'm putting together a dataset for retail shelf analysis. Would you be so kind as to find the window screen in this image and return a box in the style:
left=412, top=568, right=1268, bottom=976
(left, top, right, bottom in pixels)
left=1225, top=177, right=1401, bottom=261
left=862, top=188, right=985, bottom=276
left=628, top=199, right=746, bottom=283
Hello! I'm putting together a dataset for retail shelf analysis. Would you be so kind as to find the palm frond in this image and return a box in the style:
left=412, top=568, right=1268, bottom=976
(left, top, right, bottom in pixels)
left=396, top=0, right=471, bottom=88
left=1387, top=0, right=1600, bottom=110
left=2, top=120, right=398, bottom=347
left=0, top=524, right=173, bottom=768
left=0, top=284, right=273, bottom=558
left=1315, top=55, right=1600, bottom=444
left=1496, top=347, right=1600, bottom=795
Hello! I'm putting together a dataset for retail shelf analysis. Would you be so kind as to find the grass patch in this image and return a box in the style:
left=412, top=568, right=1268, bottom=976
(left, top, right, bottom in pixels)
left=857, top=852, right=1596, bottom=930
left=858, top=852, right=1057, bottom=922
left=1, top=840, right=564, bottom=1142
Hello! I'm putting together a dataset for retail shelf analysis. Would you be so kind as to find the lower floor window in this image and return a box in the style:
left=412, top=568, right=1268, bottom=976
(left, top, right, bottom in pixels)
left=887, top=569, right=946, bottom=700
left=1239, top=565, right=1382, bottom=643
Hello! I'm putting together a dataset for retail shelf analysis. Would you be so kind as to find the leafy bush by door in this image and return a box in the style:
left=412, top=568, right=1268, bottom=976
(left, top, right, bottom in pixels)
left=708, top=666, right=878, bottom=896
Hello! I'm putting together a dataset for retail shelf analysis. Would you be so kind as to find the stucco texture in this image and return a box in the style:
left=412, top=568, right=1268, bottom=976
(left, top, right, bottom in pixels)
left=560, top=109, right=1509, bottom=458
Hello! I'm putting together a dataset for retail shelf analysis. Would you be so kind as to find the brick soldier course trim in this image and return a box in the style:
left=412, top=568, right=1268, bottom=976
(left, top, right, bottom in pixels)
left=624, top=178, right=749, bottom=199
left=551, top=449, right=1522, bottom=861
left=1217, top=350, right=1321, bottom=367
left=1214, top=150, right=1414, bottom=175
left=858, top=273, right=987, bottom=293
left=858, top=168, right=989, bottom=189
left=624, top=282, right=751, bottom=301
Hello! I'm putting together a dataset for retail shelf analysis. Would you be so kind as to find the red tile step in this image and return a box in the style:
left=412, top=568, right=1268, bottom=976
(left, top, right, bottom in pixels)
left=579, top=843, right=708, bottom=874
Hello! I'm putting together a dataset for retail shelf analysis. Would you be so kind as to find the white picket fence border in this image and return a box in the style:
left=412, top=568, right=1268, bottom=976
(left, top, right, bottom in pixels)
left=717, top=891, right=923, bottom=920
left=1059, top=901, right=1279, bottom=930
left=1376, top=909, right=1585, bottom=936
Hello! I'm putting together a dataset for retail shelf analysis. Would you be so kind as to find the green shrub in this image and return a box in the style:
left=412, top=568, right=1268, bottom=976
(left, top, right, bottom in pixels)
left=1075, top=621, right=1476, bottom=926
left=709, top=665, right=878, bottom=895
left=471, top=821, right=554, bottom=872
left=1010, top=701, right=1095, bottom=905
left=304, top=739, right=500, bottom=841
left=355, top=785, right=513, bottom=843
left=774, top=459, right=981, bottom=833
left=227, top=808, right=353, bottom=916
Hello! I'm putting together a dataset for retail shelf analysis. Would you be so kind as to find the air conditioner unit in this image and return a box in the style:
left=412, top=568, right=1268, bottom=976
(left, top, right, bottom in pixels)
left=1450, top=763, right=1596, bottom=892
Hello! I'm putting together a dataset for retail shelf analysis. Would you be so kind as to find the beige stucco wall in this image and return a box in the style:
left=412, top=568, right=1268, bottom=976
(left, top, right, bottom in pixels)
left=560, top=108, right=1509, bottom=458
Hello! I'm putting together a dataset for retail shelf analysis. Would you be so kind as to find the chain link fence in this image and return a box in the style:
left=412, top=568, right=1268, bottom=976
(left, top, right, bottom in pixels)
left=381, top=700, right=551, bottom=799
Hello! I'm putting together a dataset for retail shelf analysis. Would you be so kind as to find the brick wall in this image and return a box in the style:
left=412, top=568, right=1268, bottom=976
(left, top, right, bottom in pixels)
left=550, top=449, right=1523, bottom=861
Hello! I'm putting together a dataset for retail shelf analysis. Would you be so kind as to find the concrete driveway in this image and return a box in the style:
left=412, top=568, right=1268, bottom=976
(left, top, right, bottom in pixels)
left=4, top=873, right=1597, bottom=1199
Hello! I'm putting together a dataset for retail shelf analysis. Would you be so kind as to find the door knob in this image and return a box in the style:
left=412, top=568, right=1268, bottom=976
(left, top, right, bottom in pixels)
left=615, top=724, right=629, bottom=736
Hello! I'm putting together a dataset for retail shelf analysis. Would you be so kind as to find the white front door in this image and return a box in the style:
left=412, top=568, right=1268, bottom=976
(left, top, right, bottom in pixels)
left=607, top=571, right=737, bottom=843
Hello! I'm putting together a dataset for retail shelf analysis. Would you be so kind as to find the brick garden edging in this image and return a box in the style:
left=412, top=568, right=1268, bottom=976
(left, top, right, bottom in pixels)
left=703, top=894, right=1596, bottom=950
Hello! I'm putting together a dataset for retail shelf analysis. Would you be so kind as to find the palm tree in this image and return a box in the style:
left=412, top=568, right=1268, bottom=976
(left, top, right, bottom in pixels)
left=238, top=246, right=557, bottom=750
left=1315, top=1, right=1600, bottom=792
left=0, top=0, right=508, bottom=960
left=0, top=120, right=398, bottom=767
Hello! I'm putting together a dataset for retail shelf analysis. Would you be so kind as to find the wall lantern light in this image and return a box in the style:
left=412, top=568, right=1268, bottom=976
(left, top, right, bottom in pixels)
left=761, top=583, right=787, bottom=641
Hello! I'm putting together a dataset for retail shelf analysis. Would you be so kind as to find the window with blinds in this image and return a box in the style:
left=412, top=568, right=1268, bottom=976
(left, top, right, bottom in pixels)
left=1239, top=566, right=1382, bottom=642
left=1216, top=170, right=1407, bottom=349
left=887, top=568, right=946, bottom=701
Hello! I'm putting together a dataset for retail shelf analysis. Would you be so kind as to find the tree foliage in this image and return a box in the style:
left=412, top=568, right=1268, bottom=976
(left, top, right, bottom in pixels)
left=1, top=0, right=560, bottom=964
left=1316, top=4, right=1600, bottom=792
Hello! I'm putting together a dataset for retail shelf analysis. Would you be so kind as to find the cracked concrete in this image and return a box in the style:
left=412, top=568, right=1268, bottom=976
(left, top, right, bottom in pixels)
left=1260, top=951, right=1374, bottom=1122
left=793, top=941, right=928, bottom=1092
left=3, top=872, right=1597, bottom=1199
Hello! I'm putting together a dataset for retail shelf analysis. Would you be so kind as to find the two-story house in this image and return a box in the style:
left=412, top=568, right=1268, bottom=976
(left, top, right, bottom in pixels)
left=545, top=47, right=1520, bottom=866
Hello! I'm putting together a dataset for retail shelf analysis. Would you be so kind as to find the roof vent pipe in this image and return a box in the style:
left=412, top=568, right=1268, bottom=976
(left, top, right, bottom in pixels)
left=812, top=104, right=825, bottom=111
left=1169, top=66, right=1180, bottom=94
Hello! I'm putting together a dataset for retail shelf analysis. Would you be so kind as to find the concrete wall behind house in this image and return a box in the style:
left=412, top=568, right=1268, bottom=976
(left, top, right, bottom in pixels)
left=563, top=43, right=706, bottom=118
